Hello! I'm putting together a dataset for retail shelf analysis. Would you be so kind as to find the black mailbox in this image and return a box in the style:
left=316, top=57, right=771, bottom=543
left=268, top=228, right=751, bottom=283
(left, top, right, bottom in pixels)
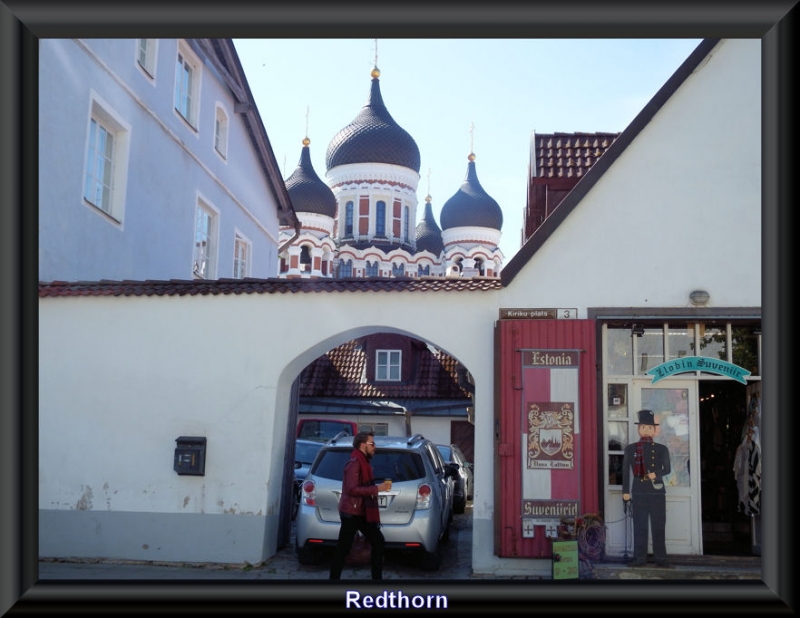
left=174, top=436, right=206, bottom=476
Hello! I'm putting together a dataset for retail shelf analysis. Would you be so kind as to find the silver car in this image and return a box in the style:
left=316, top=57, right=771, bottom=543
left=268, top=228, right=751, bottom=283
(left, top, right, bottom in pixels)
left=295, top=434, right=457, bottom=570
left=435, top=443, right=473, bottom=514
left=292, top=438, right=325, bottom=520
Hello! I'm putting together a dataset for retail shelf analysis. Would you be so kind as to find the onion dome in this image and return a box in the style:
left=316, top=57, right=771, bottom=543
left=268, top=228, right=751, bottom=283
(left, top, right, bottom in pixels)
left=285, top=137, right=337, bottom=217
left=325, top=67, right=421, bottom=173
left=440, top=153, right=503, bottom=230
left=415, top=195, right=444, bottom=255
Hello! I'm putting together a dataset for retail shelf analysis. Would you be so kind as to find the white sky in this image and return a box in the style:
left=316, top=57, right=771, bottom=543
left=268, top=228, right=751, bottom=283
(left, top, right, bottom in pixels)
left=233, top=38, right=702, bottom=262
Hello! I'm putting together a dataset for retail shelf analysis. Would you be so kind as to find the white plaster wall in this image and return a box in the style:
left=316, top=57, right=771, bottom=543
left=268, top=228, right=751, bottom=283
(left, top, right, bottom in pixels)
left=499, top=39, right=761, bottom=314
left=295, top=413, right=458, bottom=441
left=404, top=417, right=459, bottom=447
left=38, top=288, right=500, bottom=563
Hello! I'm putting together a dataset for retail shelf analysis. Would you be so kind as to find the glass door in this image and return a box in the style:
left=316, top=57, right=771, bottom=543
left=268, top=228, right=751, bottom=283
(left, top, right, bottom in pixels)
left=604, top=379, right=701, bottom=557
left=640, top=381, right=701, bottom=555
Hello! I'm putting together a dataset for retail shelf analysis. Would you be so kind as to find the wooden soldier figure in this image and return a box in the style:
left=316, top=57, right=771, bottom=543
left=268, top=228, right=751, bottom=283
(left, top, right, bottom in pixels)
left=622, top=409, right=672, bottom=567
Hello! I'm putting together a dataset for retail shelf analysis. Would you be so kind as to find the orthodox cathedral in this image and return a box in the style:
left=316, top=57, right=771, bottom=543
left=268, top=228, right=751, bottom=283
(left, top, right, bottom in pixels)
left=278, top=65, right=504, bottom=279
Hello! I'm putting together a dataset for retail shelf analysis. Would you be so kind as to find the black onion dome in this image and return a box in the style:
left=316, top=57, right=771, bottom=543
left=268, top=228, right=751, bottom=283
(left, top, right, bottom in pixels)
left=325, top=68, right=421, bottom=173
left=285, top=139, right=337, bottom=217
left=440, top=155, right=503, bottom=230
left=415, top=198, right=444, bottom=255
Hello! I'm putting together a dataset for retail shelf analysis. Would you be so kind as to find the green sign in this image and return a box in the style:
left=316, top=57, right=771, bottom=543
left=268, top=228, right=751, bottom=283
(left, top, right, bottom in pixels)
left=646, top=356, right=751, bottom=384
left=552, top=540, right=579, bottom=580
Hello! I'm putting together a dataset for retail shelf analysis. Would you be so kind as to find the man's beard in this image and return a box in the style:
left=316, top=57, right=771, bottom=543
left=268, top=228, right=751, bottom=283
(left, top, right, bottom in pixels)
left=365, top=451, right=373, bottom=461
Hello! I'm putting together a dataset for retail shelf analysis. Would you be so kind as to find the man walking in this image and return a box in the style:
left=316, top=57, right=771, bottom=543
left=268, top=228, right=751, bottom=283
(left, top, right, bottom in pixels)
left=329, top=432, right=391, bottom=580
left=622, top=409, right=672, bottom=567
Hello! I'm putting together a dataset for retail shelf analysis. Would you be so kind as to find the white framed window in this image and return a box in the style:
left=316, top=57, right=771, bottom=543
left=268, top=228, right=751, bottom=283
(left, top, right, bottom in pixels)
left=136, top=38, right=157, bottom=78
left=83, top=94, right=130, bottom=222
left=214, top=104, right=229, bottom=159
left=174, top=41, right=202, bottom=128
left=376, top=350, right=401, bottom=381
left=233, top=231, right=251, bottom=279
left=193, top=198, right=218, bottom=279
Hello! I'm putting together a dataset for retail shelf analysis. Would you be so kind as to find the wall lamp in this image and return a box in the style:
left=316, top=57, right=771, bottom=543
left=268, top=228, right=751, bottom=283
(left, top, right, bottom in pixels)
left=689, top=289, right=710, bottom=306
left=631, top=323, right=645, bottom=337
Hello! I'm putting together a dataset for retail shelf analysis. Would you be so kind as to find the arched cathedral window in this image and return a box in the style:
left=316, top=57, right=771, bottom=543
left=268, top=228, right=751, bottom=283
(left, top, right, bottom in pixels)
left=345, top=201, right=354, bottom=237
left=300, top=245, right=311, bottom=271
left=337, top=259, right=353, bottom=278
left=376, top=201, right=386, bottom=237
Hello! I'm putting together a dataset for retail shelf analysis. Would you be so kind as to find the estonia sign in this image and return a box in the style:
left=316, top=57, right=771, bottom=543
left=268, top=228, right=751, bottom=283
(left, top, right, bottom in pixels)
left=646, top=356, right=751, bottom=384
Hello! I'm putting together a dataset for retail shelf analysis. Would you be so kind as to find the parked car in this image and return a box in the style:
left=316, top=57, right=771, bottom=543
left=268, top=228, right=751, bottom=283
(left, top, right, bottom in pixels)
left=296, top=433, right=458, bottom=570
left=435, top=443, right=473, bottom=514
left=296, top=418, right=359, bottom=442
left=292, top=438, right=325, bottom=520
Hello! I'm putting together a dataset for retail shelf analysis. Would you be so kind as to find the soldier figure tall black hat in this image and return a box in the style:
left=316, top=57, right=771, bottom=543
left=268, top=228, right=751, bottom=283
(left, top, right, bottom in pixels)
left=621, top=409, right=671, bottom=567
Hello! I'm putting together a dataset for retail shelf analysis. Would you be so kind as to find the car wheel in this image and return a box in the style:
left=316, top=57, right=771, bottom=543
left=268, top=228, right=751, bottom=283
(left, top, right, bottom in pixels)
left=420, top=544, right=442, bottom=571
left=297, top=544, right=322, bottom=566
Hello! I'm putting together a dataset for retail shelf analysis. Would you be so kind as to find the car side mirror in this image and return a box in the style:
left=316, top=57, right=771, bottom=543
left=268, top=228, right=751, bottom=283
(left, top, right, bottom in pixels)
left=294, top=461, right=302, bottom=469
left=445, top=462, right=459, bottom=477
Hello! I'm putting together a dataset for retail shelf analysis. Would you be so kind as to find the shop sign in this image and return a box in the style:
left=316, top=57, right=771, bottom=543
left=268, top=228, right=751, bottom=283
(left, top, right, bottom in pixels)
left=646, top=356, right=751, bottom=384
left=522, top=499, right=579, bottom=518
left=552, top=540, right=579, bottom=580
left=499, top=308, right=578, bottom=320
left=522, top=350, right=580, bottom=367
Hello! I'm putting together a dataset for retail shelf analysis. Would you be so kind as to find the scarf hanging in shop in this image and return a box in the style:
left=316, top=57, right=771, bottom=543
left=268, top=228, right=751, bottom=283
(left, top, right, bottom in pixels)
left=634, top=436, right=653, bottom=478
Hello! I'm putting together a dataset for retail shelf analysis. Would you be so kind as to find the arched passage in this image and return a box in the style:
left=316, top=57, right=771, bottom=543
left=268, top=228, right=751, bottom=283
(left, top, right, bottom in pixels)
left=271, top=325, right=480, bottom=554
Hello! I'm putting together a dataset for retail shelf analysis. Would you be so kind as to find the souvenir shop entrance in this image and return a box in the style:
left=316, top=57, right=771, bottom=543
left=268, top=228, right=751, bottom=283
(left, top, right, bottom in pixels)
left=699, top=379, right=761, bottom=556
left=600, top=319, right=762, bottom=558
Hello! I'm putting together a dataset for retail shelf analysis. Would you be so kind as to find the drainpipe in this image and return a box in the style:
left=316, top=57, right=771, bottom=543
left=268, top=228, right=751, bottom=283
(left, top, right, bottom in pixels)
left=278, top=221, right=302, bottom=255
left=403, top=408, right=413, bottom=437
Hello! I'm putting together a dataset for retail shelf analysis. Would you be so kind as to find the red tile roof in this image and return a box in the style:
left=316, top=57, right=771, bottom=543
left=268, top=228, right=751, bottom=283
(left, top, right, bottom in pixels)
left=38, top=277, right=504, bottom=297
left=533, top=131, right=620, bottom=180
left=299, top=338, right=470, bottom=400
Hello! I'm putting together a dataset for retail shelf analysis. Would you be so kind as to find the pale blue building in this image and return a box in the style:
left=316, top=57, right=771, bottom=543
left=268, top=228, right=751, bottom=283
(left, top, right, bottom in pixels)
left=39, top=38, right=299, bottom=282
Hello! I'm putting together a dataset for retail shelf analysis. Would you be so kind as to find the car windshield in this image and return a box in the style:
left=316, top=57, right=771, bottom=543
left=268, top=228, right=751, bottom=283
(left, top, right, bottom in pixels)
left=298, top=421, right=354, bottom=440
left=295, top=442, right=323, bottom=464
left=312, top=449, right=426, bottom=482
left=436, top=445, right=451, bottom=461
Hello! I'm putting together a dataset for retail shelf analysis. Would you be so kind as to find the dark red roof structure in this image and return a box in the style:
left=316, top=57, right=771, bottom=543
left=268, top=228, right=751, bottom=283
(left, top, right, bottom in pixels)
left=524, top=131, right=620, bottom=241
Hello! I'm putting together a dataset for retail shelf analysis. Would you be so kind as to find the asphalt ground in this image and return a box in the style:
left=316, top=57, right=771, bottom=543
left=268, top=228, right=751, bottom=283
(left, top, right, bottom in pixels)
left=37, top=504, right=762, bottom=581
left=17, top=506, right=776, bottom=616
